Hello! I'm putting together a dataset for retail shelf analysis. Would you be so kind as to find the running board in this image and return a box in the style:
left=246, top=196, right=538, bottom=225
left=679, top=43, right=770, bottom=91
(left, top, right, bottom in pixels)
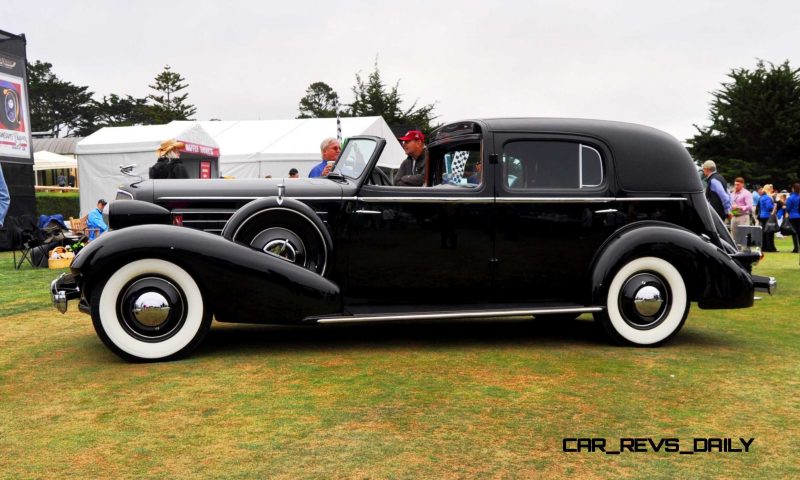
left=312, top=306, right=603, bottom=324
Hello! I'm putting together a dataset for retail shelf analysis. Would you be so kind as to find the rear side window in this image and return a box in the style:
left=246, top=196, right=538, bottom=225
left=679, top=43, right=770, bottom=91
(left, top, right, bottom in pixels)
left=502, top=141, right=604, bottom=190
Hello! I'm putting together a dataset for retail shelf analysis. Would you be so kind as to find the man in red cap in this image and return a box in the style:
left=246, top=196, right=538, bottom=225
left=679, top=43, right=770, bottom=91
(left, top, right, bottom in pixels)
left=394, top=130, right=426, bottom=186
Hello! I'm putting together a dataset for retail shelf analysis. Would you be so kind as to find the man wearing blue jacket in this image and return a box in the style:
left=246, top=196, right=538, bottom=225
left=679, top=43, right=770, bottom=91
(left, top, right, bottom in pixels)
left=87, top=199, right=108, bottom=240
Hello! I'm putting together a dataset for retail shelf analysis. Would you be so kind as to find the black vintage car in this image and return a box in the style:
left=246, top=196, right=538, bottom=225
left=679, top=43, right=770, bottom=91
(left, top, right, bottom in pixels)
left=52, top=118, right=776, bottom=361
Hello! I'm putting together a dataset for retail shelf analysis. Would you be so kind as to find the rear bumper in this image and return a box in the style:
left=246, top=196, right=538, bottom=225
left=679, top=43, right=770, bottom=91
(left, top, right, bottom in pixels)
left=751, top=274, right=777, bottom=295
left=51, top=273, right=81, bottom=314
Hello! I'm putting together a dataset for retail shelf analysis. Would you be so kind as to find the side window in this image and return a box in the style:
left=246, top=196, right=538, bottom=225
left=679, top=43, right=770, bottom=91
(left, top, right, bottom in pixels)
left=502, top=141, right=604, bottom=190
left=429, top=142, right=482, bottom=187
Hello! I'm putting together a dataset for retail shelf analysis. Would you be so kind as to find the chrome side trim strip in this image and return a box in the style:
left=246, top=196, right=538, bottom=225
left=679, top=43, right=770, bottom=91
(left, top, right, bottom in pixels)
left=315, top=306, right=602, bottom=324
left=157, top=195, right=687, bottom=203
left=171, top=209, right=238, bottom=214
left=616, top=197, right=688, bottom=202
left=358, top=197, right=687, bottom=204
left=358, top=197, right=494, bottom=203
left=157, top=196, right=348, bottom=201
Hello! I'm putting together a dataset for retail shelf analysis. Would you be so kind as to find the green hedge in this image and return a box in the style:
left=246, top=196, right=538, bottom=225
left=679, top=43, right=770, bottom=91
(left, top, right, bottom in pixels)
left=36, top=191, right=80, bottom=219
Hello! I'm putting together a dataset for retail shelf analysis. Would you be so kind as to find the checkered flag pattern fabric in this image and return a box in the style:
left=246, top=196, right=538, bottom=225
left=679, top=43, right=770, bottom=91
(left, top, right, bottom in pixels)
left=336, top=109, right=342, bottom=141
left=450, top=150, right=469, bottom=182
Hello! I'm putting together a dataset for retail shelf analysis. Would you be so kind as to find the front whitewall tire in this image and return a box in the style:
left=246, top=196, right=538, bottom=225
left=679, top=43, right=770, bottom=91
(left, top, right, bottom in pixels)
left=92, top=259, right=210, bottom=361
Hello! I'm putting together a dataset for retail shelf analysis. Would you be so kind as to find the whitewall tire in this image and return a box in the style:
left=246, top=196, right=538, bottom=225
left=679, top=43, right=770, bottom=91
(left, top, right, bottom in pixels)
left=90, top=259, right=211, bottom=361
left=596, top=256, right=689, bottom=346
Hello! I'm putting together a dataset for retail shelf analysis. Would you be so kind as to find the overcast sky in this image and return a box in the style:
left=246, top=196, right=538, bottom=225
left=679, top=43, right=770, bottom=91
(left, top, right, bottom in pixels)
left=7, top=0, right=800, bottom=142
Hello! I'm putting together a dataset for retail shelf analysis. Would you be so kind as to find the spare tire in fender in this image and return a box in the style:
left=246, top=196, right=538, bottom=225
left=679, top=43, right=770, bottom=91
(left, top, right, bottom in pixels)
left=221, top=197, right=333, bottom=276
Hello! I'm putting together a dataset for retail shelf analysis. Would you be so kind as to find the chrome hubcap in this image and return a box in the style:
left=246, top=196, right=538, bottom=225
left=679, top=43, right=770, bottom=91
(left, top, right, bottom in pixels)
left=633, top=285, right=664, bottom=317
left=619, top=273, right=670, bottom=329
left=118, top=277, right=186, bottom=342
left=264, top=238, right=298, bottom=263
left=132, top=291, right=171, bottom=327
left=251, top=227, right=307, bottom=267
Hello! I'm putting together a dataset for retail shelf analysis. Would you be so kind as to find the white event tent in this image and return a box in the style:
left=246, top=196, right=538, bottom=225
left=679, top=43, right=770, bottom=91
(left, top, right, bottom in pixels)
left=33, top=150, right=78, bottom=171
left=178, top=116, right=405, bottom=178
left=76, top=122, right=218, bottom=214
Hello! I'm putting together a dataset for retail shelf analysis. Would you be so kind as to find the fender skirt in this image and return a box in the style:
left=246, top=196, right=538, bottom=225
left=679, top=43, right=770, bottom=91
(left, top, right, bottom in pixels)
left=71, top=224, right=341, bottom=324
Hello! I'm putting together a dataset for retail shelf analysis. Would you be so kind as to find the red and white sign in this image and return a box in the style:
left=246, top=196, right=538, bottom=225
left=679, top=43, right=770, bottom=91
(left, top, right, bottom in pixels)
left=199, top=161, right=211, bottom=179
left=179, top=141, right=219, bottom=157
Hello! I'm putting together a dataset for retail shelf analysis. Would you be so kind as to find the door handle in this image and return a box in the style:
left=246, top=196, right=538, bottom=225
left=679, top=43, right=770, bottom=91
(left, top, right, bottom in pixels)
left=594, top=209, right=618, bottom=214
left=355, top=209, right=382, bottom=215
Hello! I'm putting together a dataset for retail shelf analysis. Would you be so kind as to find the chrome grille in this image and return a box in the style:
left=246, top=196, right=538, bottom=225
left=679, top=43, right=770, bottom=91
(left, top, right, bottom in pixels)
left=172, top=209, right=236, bottom=235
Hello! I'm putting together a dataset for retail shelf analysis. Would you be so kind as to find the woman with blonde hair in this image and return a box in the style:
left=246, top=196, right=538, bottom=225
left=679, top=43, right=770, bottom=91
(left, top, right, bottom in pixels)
left=758, top=184, right=777, bottom=252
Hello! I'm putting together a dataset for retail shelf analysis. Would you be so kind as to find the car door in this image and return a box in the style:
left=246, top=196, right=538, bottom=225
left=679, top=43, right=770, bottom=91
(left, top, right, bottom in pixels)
left=491, top=134, right=618, bottom=304
left=344, top=140, right=494, bottom=309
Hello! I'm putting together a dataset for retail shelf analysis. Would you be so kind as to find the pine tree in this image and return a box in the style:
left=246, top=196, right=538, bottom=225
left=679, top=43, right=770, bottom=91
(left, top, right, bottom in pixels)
left=148, top=65, right=197, bottom=122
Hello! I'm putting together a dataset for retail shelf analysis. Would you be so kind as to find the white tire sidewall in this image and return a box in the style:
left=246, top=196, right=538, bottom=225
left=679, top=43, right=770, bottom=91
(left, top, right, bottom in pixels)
left=606, top=257, right=687, bottom=345
left=99, top=259, right=204, bottom=360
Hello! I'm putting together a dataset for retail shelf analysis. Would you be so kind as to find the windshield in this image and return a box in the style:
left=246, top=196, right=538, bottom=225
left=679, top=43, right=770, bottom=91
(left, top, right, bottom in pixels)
left=332, top=138, right=377, bottom=179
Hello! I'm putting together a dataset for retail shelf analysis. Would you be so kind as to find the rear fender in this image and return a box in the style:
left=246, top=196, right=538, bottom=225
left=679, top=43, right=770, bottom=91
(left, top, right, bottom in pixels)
left=72, top=224, right=341, bottom=323
left=588, top=222, right=754, bottom=309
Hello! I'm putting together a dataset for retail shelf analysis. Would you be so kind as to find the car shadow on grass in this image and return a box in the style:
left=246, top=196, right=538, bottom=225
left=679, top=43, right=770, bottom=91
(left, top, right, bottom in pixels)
left=195, top=316, right=730, bottom=359
left=198, top=317, right=595, bottom=357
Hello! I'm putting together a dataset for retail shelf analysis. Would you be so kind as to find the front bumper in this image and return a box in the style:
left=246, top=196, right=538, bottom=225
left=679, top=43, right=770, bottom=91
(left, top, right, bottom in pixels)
left=51, top=273, right=81, bottom=314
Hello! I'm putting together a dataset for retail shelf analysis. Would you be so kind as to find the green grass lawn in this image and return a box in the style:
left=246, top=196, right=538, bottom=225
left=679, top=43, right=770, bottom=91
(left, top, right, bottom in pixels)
left=1, top=243, right=798, bottom=478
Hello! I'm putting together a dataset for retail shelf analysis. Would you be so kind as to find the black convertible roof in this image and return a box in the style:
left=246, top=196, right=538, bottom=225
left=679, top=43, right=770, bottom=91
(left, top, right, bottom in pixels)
left=438, top=118, right=703, bottom=194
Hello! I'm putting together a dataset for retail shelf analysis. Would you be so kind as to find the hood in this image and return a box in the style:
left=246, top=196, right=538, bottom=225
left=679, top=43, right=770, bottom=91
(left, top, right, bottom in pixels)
left=122, top=177, right=344, bottom=203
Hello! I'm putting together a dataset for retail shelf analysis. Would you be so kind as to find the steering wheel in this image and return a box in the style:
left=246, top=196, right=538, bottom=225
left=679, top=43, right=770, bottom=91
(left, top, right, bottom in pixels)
left=369, top=166, right=393, bottom=186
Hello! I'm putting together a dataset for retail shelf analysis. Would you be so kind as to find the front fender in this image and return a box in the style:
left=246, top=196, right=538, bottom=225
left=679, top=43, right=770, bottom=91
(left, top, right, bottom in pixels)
left=108, top=199, right=171, bottom=229
left=72, top=224, right=341, bottom=323
left=588, top=222, right=754, bottom=309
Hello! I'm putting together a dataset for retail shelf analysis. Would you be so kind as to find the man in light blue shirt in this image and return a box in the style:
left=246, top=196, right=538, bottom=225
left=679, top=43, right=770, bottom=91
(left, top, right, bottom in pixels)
left=0, top=164, right=9, bottom=228
left=87, top=199, right=108, bottom=240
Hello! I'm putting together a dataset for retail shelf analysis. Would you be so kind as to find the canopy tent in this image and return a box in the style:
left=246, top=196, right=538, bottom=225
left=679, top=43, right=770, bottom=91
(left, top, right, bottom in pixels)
left=76, top=122, right=218, bottom=214
left=172, top=116, right=406, bottom=178
left=33, top=150, right=77, bottom=171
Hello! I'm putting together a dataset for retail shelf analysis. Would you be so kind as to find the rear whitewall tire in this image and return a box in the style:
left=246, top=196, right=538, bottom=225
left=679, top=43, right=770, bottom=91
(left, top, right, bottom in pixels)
left=91, top=259, right=211, bottom=361
left=598, top=256, right=689, bottom=346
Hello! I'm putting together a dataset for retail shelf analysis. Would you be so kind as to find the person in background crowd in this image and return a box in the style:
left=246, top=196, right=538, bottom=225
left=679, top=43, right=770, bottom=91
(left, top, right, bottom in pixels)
left=702, top=160, right=731, bottom=220
left=150, top=140, right=189, bottom=179
left=775, top=191, right=788, bottom=237
left=751, top=186, right=762, bottom=224
left=0, top=163, right=10, bottom=228
left=288, top=168, right=299, bottom=178
left=309, top=138, right=341, bottom=178
left=785, top=182, right=800, bottom=253
left=87, top=199, right=109, bottom=241
left=394, top=130, right=427, bottom=186
left=758, top=184, right=777, bottom=252
left=729, top=177, right=753, bottom=237
left=57, top=172, right=67, bottom=187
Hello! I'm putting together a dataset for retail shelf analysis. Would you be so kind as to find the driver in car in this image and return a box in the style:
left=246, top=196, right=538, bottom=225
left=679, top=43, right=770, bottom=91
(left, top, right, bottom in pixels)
left=394, top=130, right=426, bottom=186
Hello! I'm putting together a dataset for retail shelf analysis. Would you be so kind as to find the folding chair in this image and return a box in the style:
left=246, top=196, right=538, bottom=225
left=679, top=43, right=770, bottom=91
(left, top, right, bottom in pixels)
left=11, top=215, right=48, bottom=270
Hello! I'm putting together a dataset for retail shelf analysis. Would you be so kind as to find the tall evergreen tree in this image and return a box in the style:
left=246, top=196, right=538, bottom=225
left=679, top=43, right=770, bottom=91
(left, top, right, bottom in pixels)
left=26, top=60, right=94, bottom=137
left=349, top=59, right=438, bottom=133
left=297, top=82, right=341, bottom=118
left=688, top=60, right=800, bottom=185
left=148, top=65, right=197, bottom=122
left=79, top=94, right=155, bottom=134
